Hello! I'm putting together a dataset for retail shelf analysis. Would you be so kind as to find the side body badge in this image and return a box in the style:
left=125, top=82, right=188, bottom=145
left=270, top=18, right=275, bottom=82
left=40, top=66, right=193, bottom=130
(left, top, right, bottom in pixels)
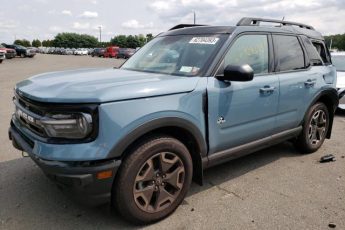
left=217, top=116, right=226, bottom=125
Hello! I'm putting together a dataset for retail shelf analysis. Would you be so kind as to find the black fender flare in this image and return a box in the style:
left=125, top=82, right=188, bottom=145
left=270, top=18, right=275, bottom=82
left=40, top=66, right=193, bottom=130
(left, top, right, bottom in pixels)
left=107, top=117, right=207, bottom=185
left=303, top=88, right=339, bottom=138
left=107, top=116, right=207, bottom=159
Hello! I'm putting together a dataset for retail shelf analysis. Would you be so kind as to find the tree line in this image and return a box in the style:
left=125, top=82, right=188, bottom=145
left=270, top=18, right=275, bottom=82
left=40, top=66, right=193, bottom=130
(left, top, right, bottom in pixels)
left=14, top=32, right=345, bottom=50
left=13, top=33, right=154, bottom=49
left=324, top=34, right=345, bottom=51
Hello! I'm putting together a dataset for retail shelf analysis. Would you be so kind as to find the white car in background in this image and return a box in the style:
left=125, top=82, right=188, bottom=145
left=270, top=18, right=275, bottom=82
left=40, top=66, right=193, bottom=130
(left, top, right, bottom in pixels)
left=0, top=50, right=5, bottom=63
left=332, top=52, right=345, bottom=111
left=74, top=48, right=88, bottom=55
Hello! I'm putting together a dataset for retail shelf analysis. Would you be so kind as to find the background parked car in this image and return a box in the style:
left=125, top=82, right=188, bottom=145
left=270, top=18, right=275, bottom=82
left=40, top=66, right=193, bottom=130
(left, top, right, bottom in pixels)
left=87, top=48, right=94, bottom=55
left=332, top=52, right=345, bottom=111
left=0, top=44, right=16, bottom=59
left=104, top=46, right=119, bottom=58
left=2, top=44, right=35, bottom=57
left=91, top=48, right=105, bottom=57
left=65, top=48, right=73, bottom=55
left=117, top=48, right=135, bottom=59
left=74, top=48, right=88, bottom=55
left=0, top=50, right=5, bottom=63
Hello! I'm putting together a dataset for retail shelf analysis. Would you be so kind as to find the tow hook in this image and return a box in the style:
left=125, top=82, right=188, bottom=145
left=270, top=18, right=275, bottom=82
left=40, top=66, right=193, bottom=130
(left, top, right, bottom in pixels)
left=22, top=151, right=29, bottom=158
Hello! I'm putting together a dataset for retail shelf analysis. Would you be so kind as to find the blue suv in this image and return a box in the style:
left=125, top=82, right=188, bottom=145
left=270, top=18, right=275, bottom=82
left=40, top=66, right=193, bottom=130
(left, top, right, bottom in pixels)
left=8, top=18, right=339, bottom=223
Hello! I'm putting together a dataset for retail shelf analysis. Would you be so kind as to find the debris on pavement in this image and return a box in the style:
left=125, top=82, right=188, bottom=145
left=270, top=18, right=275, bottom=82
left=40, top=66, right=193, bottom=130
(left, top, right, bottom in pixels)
left=319, top=154, right=336, bottom=163
left=328, top=222, right=336, bottom=228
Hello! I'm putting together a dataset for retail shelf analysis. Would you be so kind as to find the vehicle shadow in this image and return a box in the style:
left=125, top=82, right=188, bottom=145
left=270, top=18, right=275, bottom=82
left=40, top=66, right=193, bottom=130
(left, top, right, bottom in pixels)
left=0, top=141, right=302, bottom=229
left=188, top=142, right=301, bottom=197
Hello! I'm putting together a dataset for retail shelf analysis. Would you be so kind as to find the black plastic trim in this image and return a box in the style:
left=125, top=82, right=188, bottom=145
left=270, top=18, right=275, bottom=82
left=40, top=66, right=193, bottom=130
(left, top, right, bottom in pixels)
left=107, top=117, right=207, bottom=159
left=302, top=88, right=339, bottom=139
left=169, top=24, right=207, bottom=31
left=9, top=125, right=121, bottom=206
left=237, top=17, right=315, bottom=30
left=206, top=126, right=302, bottom=168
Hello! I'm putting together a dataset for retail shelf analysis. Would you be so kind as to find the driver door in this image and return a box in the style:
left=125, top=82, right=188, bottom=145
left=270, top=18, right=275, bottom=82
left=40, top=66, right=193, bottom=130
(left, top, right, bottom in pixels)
left=207, top=33, right=279, bottom=154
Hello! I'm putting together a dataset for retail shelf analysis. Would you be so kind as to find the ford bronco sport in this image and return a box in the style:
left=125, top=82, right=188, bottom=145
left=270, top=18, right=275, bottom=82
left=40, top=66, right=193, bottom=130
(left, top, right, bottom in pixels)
left=8, top=18, right=338, bottom=224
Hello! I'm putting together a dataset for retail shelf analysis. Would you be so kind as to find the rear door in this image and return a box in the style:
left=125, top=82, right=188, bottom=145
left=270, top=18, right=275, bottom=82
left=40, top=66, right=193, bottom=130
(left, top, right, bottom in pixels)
left=273, top=35, right=327, bottom=133
left=207, top=33, right=279, bottom=154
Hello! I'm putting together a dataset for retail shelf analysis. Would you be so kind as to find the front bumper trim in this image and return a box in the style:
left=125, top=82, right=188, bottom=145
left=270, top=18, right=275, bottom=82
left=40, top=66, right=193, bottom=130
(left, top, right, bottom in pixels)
left=8, top=125, right=121, bottom=206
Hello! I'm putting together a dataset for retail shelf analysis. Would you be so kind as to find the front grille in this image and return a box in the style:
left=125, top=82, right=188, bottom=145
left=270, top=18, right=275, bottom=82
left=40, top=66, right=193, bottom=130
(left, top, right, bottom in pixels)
left=17, top=96, right=44, bottom=116
left=14, top=94, right=47, bottom=137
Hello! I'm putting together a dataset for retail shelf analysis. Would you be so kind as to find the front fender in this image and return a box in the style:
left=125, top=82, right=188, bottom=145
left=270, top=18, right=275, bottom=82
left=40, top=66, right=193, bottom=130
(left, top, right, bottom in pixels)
left=98, top=91, right=207, bottom=159
left=107, top=116, right=207, bottom=159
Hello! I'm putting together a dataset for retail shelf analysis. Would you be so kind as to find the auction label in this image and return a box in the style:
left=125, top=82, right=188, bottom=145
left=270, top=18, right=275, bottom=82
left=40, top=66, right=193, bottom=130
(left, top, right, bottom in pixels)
left=189, top=37, right=219, bottom=45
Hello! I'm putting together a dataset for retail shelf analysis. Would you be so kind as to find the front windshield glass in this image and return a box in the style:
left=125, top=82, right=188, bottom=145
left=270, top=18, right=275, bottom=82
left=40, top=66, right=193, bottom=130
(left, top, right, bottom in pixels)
left=121, top=35, right=226, bottom=76
left=332, top=55, right=345, bottom=71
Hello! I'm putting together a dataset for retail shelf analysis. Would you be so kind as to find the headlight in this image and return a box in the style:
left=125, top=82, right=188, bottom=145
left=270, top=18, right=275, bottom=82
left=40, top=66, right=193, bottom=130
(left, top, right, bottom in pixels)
left=39, top=113, right=93, bottom=139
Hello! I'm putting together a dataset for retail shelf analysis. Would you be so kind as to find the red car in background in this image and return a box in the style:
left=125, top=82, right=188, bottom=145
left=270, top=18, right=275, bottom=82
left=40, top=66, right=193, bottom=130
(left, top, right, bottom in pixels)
left=0, top=44, right=16, bottom=59
left=103, top=46, right=119, bottom=58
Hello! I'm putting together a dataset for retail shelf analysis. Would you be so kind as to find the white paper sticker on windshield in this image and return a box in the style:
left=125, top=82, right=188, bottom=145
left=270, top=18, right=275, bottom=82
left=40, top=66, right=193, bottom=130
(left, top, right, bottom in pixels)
left=189, top=37, right=219, bottom=45
left=180, top=66, right=193, bottom=72
left=179, top=66, right=200, bottom=74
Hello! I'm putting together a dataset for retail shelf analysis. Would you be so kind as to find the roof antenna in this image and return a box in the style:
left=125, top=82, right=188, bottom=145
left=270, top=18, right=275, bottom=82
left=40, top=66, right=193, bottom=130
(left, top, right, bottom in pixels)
left=193, top=10, right=196, bottom=24
left=280, top=16, right=285, bottom=27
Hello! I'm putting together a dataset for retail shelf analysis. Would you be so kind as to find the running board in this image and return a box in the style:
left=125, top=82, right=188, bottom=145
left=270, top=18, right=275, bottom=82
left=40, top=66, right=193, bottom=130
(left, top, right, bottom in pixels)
left=204, top=126, right=302, bottom=169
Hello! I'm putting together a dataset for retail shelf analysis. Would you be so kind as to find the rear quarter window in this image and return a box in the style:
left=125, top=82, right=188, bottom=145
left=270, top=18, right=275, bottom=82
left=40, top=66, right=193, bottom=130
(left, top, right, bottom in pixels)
left=301, top=36, right=323, bottom=66
left=312, top=41, right=331, bottom=65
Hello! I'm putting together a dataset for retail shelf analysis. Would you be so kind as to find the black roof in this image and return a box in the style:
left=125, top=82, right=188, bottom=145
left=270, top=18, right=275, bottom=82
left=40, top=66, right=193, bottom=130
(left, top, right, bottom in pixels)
left=160, top=18, right=324, bottom=40
left=163, top=26, right=235, bottom=36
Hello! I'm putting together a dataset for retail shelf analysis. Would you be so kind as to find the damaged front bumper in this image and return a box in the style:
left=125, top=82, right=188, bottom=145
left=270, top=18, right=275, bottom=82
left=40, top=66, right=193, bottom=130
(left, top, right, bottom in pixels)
left=8, top=123, right=121, bottom=206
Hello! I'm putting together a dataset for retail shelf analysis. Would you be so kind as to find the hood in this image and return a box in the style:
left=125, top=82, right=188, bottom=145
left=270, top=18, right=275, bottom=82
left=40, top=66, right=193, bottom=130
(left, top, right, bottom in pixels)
left=0, top=47, right=15, bottom=52
left=337, top=71, right=345, bottom=88
left=16, top=68, right=201, bottom=103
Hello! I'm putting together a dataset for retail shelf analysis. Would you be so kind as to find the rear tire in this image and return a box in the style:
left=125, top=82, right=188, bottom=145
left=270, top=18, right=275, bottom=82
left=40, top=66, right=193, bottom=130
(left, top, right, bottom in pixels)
left=294, top=102, right=329, bottom=153
left=112, top=135, right=193, bottom=224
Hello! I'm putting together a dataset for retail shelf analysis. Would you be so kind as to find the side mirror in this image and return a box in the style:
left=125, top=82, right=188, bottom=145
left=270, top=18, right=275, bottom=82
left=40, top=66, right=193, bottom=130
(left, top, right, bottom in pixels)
left=216, top=64, right=254, bottom=82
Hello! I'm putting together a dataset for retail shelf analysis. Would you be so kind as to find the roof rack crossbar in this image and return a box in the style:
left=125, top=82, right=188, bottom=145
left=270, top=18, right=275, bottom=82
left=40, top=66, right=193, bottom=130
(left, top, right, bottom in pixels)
left=236, top=17, right=315, bottom=30
left=169, top=24, right=207, bottom=31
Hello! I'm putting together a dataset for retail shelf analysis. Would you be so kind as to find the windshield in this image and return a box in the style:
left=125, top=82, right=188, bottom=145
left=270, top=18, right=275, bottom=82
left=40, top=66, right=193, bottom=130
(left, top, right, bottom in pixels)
left=332, top=55, right=345, bottom=71
left=121, top=35, right=226, bottom=76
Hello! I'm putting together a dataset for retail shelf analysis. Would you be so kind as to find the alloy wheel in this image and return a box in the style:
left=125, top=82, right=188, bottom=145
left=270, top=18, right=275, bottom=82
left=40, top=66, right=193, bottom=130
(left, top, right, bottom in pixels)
left=133, top=152, right=185, bottom=213
left=308, top=109, right=327, bottom=145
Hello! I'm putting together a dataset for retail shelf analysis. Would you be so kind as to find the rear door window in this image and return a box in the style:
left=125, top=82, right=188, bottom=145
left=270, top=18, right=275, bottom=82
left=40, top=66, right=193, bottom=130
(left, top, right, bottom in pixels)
left=273, top=35, right=305, bottom=72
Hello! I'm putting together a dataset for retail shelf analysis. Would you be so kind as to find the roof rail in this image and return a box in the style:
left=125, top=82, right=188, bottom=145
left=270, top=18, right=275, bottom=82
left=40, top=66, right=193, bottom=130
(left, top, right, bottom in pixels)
left=236, top=17, right=315, bottom=30
left=169, top=24, right=207, bottom=31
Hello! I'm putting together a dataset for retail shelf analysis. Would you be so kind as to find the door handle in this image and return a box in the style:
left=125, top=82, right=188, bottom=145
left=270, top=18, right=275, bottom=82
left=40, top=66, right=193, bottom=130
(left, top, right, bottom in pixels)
left=260, top=86, right=275, bottom=94
left=304, top=79, right=316, bottom=87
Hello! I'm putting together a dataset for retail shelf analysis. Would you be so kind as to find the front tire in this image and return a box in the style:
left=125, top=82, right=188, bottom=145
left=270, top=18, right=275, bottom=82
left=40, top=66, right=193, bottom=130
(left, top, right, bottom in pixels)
left=294, top=102, right=329, bottom=153
left=112, top=135, right=193, bottom=224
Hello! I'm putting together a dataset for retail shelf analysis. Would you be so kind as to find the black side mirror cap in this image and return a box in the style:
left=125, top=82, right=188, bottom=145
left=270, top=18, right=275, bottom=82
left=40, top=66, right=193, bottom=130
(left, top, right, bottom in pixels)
left=216, top=64, right=254, bottom=82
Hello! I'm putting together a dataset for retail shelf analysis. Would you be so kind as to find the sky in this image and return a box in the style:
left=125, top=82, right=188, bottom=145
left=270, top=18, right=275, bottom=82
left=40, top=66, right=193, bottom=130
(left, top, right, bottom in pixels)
left=1, top=0, right=345, bottom=44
